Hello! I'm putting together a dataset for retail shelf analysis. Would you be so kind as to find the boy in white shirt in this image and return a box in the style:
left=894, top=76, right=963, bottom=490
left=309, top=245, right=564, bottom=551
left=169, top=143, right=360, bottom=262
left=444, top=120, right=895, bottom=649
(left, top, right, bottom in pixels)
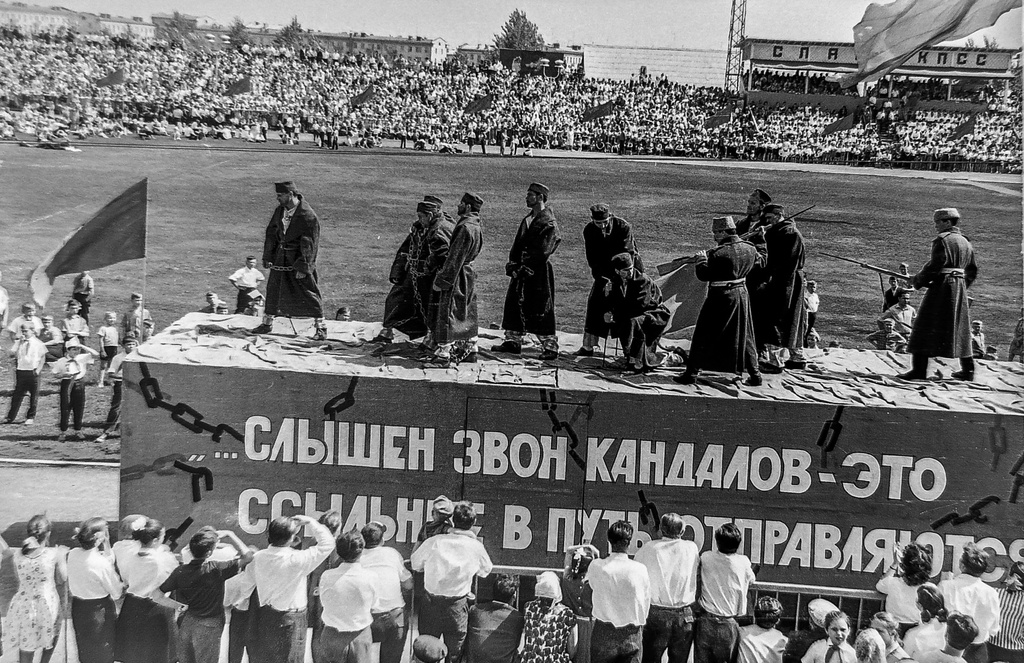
left=739, top=596, right=788, bottom=663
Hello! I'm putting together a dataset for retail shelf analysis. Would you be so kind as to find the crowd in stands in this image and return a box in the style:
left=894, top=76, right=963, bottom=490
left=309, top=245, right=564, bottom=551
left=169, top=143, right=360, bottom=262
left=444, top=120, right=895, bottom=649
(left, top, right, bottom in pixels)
left=1, top=505, right=1022, bottom=663
left=0, top=31, right=1020, bottom=172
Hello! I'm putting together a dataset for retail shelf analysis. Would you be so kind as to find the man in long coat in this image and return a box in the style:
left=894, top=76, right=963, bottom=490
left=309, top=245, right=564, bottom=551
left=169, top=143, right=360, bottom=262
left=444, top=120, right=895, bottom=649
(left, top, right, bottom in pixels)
left=900, top=208, right=979, bottom=381
left=735, top=188, right=772, bottom=236
left=676, top=216, right=766, bottom=386
left=255, top=181, right=327, bottom=339
left=750, top=203, right=807, bottom=371
left=492, top=182, right=561, bottom=360
left=577, top=203, right=642, bottom=356
left=428, top=193, right=485, bottom=367
left=373, top=197, right=454, bottom=344
left=605, top=253, right=669, bottom=373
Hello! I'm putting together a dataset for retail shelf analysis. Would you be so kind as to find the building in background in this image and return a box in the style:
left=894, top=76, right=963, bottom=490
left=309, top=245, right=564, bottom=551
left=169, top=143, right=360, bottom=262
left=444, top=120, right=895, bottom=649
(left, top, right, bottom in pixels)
left=0, top=1, right=98, bottom=34
left=456, top=43, right=496, bottom=66
left=97, top=13, right=155, bottom=40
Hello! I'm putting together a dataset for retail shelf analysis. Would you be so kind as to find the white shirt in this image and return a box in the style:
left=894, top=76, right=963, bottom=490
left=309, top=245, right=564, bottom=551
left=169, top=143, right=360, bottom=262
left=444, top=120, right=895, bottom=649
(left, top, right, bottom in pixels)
left=634, top=537, right=699, bottom=608
left=875, top=575, right=922, bottom=624
left=699, top=550, right=756, bottom=617
left=319, top=561, right=378, bottom=632
left=802, top=639, right=856, bottom=663
left=940, top=573, right=1001, bottom=643
left=587, top=552, right=651, bottom=627
left=111, top=539, right=141, bottom=577
left=238, top=521, right=334, bottom=611
left=805, top=292, right=820, bottom=314
left=67, top=547, right=124, bottom=600
left=12, top=337, right=47, bottom=371
left=361, top=545, right=411, bottom=612
left=107, top=352, right=129, bottom=379
left=97, top=325, right=119, bottom=347
left=410, top=529, right=492, bottom=598
left=281, top=205, right=297, bottom=234
left=230, top=266, right=265, bottom=289
left=120, top=549, right=179, bottom=596
left=739, top=624, right=788, bottom=663
left=904, top=620, right=947, bottom=659
left=51, top=353, right=93, bottom=380
left=7, top=315, right=42, bottom=339
left=917, top=651, right=967, bottom=663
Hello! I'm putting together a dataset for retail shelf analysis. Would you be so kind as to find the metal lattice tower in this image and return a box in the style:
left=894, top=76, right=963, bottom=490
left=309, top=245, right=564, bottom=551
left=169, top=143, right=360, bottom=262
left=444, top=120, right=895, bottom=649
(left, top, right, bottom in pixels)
left=724, top=0, right=748, bottom=94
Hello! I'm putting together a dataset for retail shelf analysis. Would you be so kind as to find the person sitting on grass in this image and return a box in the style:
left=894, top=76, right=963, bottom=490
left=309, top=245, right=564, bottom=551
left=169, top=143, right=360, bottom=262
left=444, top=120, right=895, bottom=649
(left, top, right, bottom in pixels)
left=867, top=319, right=907, bottom=353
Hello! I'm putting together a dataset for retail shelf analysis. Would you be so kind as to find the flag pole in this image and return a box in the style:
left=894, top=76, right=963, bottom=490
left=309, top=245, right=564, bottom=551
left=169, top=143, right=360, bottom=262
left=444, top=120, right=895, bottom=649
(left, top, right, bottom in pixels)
left=142, top=179, right=149, bottom=338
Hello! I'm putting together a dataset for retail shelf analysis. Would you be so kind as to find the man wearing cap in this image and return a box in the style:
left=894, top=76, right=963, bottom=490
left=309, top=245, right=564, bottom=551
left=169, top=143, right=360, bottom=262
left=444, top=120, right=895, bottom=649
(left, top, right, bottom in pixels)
left=229, top=255, right=265, bottom=314
left=605, top=252, right=669, bottom=373
left=749, top=203, right=808, bottom=371
left=38, top=315, right=64, bottom=362
left=429, top=193, right=485, bottom=366
left=678, top=216, right=766, bottom=386
left=255, top=181, right=328, bottom=340
left=878, top=289, right=917, bottom=336
left=900, top=208, right=978, bottom=381
left=578, top=203, right=643, bottom=356
left=411, top=501, right=493, bottom=663
left=374, top=196, right=455, bottom=346
left=493, top=182, right=562, bottom=360
left=735, top=189, right=772, bottom=236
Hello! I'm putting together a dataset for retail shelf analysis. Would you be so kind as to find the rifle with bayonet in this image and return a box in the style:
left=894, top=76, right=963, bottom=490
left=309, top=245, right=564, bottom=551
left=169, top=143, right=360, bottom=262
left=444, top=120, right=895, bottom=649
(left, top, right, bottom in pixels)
left=656, top=204, right=817, bottom=277
left=818, top=252, right=911, bottom=282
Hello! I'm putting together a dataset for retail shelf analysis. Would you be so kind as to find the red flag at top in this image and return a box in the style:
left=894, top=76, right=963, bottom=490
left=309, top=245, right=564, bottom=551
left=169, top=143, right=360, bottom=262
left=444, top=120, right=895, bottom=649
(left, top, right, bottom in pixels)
left=464, top=94, right=494, bottom=114
left=350, top=84, right=377, bottom=108
left=29, top=179, right=148, bottom=308
left=655, top=263, right=707, bottom=336
left=821, top=112, right=857, bottom=136
left=95, top=67, right=126, bottom=87
left=949, top=114, right=978, bottom=140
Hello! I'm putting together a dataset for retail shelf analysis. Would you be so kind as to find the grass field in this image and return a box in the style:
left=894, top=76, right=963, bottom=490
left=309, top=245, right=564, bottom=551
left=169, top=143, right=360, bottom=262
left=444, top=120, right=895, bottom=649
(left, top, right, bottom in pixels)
left=0, top=140, right=1021, bottom=459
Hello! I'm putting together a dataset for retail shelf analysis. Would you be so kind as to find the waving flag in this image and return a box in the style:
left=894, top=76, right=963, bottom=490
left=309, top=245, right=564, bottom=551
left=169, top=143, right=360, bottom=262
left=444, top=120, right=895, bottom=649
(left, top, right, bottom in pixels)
left=464, top=94, right=494, bottom=114
left=226, top=76, right=252, bottom=96
left=582, top=100, right=616, bottom=123
left=350, top=84, right=377, bottom=108
left=949, top=114, right=978, bottom=140
left=655, top=263, right=707, bottom=335
left=95, top=67, right=126, bottom=87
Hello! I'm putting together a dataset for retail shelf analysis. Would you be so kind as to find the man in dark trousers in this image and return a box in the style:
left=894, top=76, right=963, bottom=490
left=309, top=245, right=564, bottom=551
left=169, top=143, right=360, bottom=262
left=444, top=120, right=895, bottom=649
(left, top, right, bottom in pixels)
left=735, top=188, right=772, bottom=236
left=493, top=182, right=562, bottom=360
left=750, top=203, right=807, bottom=372
left=428, top=193, right=485, bottom=367
left=676, top=216, right=766, bottom=386
left=255, top=181, right=327, bottom=339
left=577, top=203, right=642, bottom=357
left=374, top=196, right=454, bottom=345
left=606, top=253, right=669, bottom=373
left=899, top=208, right=978, bottom=381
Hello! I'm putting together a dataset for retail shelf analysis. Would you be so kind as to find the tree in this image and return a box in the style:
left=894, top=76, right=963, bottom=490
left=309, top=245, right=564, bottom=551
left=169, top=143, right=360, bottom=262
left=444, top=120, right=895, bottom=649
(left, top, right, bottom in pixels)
left=157, top=11, right=198, bottom=49
left=493, top=9, right=545, bottom=50
left=228, top=17, right=251, bottom=50
left=983, top=35, right=999, bottom=49
left=275, top=16, right=306, bottom=49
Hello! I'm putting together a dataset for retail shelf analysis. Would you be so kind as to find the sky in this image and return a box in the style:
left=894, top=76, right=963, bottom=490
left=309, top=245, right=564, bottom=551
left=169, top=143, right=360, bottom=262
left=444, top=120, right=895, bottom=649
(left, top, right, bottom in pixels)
left=46, top=0, right=1023, bottom=51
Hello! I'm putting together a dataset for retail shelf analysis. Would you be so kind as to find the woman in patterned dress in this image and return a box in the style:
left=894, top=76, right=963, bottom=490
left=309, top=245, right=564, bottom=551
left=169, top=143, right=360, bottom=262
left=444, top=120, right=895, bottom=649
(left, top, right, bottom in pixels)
left=522, top=571, right=576, bottom=663
left=5, top=514, right=67, bottom=663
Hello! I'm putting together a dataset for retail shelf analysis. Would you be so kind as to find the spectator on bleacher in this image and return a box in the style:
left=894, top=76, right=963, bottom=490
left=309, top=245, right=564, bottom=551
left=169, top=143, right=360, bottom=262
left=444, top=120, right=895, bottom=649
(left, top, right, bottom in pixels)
left=588, top=521, right=650, bottom=663
left=635, top=513, right=699, bottom=663
left=464, top=574, right=524, bottom=663
left=739, top=597, right=788, bottom=663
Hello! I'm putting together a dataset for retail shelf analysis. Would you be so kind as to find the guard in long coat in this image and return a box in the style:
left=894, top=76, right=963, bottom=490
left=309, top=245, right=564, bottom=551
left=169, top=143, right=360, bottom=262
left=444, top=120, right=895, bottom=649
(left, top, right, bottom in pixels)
left=750, top=203, right=807, bottom=371
left=606, top=253, right=669, bottom=372
left=374, top=197, right=454, bottom=343
left=577, top=203, right=642, bottom=356
left=428, top=192, right=485, bottom=366
left=255, top=181, right=326, bottom=339
left=493, top=182, right=562, bottom=360
left=676, top=216, right=766, bottom=386
left=901, top=207, right=979, bottom=381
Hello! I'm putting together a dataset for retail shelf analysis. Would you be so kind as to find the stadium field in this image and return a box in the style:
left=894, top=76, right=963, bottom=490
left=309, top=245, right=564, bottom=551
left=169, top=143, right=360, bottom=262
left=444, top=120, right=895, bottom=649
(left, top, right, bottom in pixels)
left=0, top=141, right=1021, bottom=460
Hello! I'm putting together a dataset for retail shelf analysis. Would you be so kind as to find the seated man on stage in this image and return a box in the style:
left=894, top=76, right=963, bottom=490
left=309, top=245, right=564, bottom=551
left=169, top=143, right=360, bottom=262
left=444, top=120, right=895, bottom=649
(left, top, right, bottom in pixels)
left=605, top=253, right=669, bottom=374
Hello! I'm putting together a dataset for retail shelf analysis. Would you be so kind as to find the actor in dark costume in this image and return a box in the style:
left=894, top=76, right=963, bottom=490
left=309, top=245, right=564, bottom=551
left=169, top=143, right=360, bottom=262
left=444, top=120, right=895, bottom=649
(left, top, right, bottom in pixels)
left=254, top=181, right=327, bottom=339
left=735, top=188, right=772, bottom=236
left=900, top=208, right=979, bottom=381
left=427, top=192, right=485, bottom=367
left=750, top=203, right=808, bottom=371
left=577, top=203, right=643, bottom=356
left=676, top=216, right=766, bottom=386
left=492, top=182, right=562, bottom=360
left=373, top=197, right=454, bottom=344
left=605, top=253, right=669, bottom=373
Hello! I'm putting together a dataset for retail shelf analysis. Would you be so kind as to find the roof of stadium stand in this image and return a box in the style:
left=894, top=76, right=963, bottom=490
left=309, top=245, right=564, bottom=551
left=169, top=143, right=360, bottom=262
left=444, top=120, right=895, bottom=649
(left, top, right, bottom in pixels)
left=584, top=44, right=727, bottom=87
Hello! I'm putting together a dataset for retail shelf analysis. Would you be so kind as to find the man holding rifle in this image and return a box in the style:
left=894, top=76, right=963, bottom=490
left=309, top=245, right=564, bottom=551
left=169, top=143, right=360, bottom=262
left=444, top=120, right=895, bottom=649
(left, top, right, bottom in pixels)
left=899, top=208, right=978, bottom=381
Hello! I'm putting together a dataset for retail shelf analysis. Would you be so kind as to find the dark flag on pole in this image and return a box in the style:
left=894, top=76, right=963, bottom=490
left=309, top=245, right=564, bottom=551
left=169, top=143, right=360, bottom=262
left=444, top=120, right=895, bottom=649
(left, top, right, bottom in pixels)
left=581, top=100, right=616, bottom=123
left=464, top=94, right=493, bottom=114
left=30, top=179, right=148, bottom=307
left=95, top=67, right=126, bottom=87
left=949, top=114, right=977, bottom=140
left=821, top=112, right=857, bottom=136
left=350, top=84, right=377, bottom=108
left=226, top=76, right=252, bottom=96
left=703, top=113, right=731, bottom=130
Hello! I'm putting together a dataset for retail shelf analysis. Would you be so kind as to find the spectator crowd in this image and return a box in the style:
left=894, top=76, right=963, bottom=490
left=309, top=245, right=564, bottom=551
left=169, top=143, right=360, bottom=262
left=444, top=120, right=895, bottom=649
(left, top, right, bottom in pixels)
left=0, top=30, right=1020, bottom=172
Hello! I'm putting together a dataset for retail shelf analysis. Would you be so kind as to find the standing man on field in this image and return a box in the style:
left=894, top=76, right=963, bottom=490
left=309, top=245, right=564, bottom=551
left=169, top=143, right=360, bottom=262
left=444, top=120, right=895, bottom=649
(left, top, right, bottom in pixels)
left=255, top=181, right=327, bottom=340
left=228, top=255, right=265, bottom=314
left=899, top=208, right=978, bottom=381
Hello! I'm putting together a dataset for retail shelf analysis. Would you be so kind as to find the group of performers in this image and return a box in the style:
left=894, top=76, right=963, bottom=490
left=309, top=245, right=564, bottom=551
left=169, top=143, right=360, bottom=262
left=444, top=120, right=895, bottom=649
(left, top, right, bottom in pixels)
left=255, top=180, right=979, bottom=384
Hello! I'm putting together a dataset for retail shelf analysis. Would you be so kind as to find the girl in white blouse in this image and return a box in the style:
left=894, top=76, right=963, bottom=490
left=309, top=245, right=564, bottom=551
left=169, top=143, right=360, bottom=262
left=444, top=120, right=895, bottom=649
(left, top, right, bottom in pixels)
left=113, top=518, right=179, bottom=663
left=66, top=518, right=123, bottom=663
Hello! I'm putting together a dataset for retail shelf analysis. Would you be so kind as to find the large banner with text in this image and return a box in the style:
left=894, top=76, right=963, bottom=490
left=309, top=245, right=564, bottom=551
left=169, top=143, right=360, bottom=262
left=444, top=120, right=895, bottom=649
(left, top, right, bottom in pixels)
left=121, top=360, right=1024, bottom=589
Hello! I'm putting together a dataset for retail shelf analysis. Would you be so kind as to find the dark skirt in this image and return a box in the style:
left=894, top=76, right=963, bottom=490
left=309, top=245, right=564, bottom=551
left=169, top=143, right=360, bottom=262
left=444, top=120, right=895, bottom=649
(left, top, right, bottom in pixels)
left=72, top=596, right=116, bottom=663
left=114, top=593, right=178, bottom=663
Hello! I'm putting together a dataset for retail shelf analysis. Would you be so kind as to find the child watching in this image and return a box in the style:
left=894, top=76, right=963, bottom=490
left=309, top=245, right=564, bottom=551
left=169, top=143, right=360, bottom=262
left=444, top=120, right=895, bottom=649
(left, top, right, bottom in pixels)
left=96, top=311, right=120, bottom=386
left=52, top=337, right=98, bottom=442
left=739, top=596, right=788, bottom=663
left=95, top=333, right=138, bottom=443
left=802, top=611, right=855, bottom=663
left=867, top=319, right=907, bottom=353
